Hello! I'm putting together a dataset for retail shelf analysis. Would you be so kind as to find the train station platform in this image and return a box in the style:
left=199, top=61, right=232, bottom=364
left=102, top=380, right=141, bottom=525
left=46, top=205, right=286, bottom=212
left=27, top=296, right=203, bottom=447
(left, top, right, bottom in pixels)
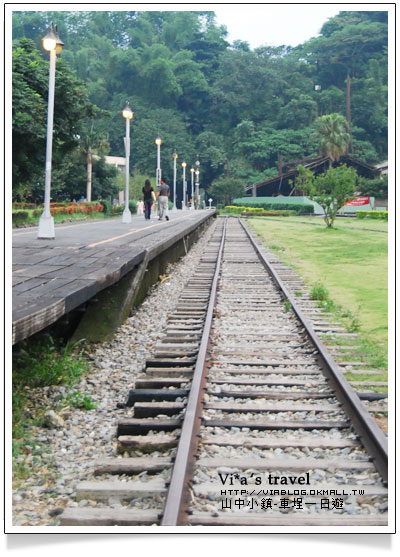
left=12, top=210, right=215, bottom=344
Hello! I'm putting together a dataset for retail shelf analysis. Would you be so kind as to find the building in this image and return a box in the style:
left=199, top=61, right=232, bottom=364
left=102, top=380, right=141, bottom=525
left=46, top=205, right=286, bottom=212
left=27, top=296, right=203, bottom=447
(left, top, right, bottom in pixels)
left=104, top=156, right=126, bottom=172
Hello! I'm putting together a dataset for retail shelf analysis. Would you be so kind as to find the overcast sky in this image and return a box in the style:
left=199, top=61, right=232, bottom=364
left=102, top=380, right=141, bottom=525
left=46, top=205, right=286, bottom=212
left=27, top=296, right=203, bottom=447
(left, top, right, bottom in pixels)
left=211, top=3, right=389, bottom=49
left=213, top=5, right=339, bottom=48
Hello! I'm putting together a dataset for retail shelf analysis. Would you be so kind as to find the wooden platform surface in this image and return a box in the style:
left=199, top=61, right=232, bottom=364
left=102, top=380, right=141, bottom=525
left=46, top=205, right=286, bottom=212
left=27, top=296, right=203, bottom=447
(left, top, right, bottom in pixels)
left=12, top=210, right=214, bottom=344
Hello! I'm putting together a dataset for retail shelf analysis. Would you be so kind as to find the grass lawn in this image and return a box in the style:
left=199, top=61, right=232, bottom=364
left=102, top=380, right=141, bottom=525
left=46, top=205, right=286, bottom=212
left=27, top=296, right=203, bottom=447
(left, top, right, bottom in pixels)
left=263, top=215, right=388, bottom=232
left=248, top=216, right=388, bottom=351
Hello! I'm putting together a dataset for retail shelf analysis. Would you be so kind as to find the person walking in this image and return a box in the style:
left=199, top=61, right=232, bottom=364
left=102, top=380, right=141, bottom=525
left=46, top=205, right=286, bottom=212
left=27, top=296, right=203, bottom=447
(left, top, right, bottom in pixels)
left=142, top=179, right=156, bottom=220
left=136, top=198, right=144, bottom=216
left=156, top=178, right=170, bottom=221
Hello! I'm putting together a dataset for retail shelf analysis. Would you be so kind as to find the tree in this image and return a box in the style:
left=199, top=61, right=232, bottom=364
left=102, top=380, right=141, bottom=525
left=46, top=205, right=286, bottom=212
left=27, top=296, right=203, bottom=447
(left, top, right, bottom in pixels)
left=315, top=113, right=350, bottom=166
left=297, top=12, right=387, bottom=155
left=12, top=38, right=95, bottom=200
left=50, top=151, right=118, bottom=201
left=277, top=93, right=317, bottom=129
left=12, top=9, right=387, bottom=191
left=78, top=113, right=111, bottom=201
left=357, top=175, right=388, bottom=198
left=207, top=177, right=244, bottom=206
left=298, top=163, right=357, bottom=227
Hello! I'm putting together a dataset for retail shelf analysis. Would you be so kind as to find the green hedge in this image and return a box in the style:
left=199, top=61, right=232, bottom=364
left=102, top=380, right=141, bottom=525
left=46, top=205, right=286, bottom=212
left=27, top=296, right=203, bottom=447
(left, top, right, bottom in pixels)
left=129, top=200, right=138, bottom=213
left=99, top=199, right=112, bottom=214
left=251, top=210, right=295, bottom=217
left=225, top=206, right=262, bottom=214
left=225, top=206, right=296, bottom=217
left=232, top=201, right=314, bottom=214
left=356, top=211, right=388, bottom=220
left=12, top=211, right=29, bottom=225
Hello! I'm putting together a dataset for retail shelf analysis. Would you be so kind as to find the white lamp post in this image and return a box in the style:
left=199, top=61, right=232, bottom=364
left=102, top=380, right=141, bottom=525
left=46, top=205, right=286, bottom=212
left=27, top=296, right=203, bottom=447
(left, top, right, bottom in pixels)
left=208, top=197, right=213, bottom=209
left=195, top=158, right=200, bottom=210
left=172, top=150, right=178, bottom=212
left=155, top=136, right=162, bottom=189
left=38, top=23, right=63, bottom=239
left=190, top=167, right=194, bottom=210
left=122, top=101, right=134, bottom=223
left=182, top=162, right=187, bottom=209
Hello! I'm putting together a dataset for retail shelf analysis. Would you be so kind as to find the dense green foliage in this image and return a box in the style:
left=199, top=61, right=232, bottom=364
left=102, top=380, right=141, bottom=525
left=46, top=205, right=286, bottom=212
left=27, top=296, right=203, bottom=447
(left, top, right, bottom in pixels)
left=12, top=10, right=387, bottom=203
left=357, top=175, right=388, bottom=198
left=206, top=176, right=244, bottom=205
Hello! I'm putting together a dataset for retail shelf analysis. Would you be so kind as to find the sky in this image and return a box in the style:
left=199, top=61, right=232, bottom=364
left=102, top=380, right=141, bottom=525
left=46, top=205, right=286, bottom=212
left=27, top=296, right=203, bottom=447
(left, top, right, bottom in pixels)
left=213, top=4, right=340, bottom=48
left=212, top=3, right=387, bottom=49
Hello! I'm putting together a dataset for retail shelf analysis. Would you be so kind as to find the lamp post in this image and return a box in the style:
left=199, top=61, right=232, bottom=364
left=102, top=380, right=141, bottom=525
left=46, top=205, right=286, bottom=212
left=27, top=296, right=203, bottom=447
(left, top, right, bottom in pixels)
left=122, top=101, right=134, bottom=223
left=38, top=23, right=64, bottom=239
left=195, top=158, right=200, bottom=210
left=172, top=150, right=178, bottom=212
left=182, top=162, right=187, bottom=209
left=314, top=84, right=321, bottom=117
left=155, top=136, right=162, bottom=190
left=208, top=198, right=213, bottom=209
left=190, top=167, right=194, bottom=209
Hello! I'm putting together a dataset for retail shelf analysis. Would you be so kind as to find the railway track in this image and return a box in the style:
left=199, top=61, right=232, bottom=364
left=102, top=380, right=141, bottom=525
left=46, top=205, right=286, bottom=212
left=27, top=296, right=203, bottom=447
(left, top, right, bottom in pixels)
left=60, top=216, right=388, bottom=527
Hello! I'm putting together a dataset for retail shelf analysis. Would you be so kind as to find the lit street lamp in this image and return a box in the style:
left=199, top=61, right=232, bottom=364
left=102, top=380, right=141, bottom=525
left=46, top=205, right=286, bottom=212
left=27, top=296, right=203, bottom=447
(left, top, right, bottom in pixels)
left=172, top=150, right=178, bottom=212
left=38, top=23, right=64, bottom=239
left=208, top=197, right=213, bottom=209
left=182, top=161, right=187, bottom=209
left=155, top=136, right=162, bottom=189
left=122, top=101, right=134, bottom=223
left=190, top=167, right=194, bottom=209
left=195, top=158, right=200, bottom=210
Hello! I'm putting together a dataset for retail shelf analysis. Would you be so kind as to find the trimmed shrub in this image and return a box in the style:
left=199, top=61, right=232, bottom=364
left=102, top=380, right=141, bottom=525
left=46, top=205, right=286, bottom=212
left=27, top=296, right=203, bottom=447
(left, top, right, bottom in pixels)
left=356, top=211, right=388, bottom=221
left=232, top=201, right=314, bottom=214
left=250, top=210, right=296, bottom=217
left=129, top=200, right=137, bottom=213
left=225, top=206, right=295, bottom=217
left=12, top=211, right=29, bottom=225
left=32, top=209, right=43, bottom=218
left=99, top=199, right=112, bottom=214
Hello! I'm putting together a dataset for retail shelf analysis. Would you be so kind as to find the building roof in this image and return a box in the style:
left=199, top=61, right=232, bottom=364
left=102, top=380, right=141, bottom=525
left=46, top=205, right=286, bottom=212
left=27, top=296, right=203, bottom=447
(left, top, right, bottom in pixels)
left=246, top=154, right=380, bottom=195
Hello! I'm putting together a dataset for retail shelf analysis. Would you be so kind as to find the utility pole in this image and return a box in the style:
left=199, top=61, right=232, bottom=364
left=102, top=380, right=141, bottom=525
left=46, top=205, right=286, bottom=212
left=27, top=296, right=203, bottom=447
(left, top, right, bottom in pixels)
left=346, top=72, right=352, bottom=154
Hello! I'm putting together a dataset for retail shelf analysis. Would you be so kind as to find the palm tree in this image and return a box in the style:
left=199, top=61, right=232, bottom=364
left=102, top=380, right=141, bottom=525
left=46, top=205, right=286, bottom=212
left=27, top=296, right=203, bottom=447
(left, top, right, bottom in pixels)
left=80, top=122, right=110, bottom=202
left=316, top=113, right=350, bottom=167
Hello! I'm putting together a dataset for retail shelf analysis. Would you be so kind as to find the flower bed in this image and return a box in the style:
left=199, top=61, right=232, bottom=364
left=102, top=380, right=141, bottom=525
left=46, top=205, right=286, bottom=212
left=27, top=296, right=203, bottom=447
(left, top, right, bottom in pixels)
left=46, top=202, right=104, bottom=216
left=12, top=202, right=37, bottom=210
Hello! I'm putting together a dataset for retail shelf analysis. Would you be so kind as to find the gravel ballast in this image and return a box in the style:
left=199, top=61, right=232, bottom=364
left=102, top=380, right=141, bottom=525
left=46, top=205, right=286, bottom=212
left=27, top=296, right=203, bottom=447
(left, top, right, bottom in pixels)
left=12, top=220, right=218, bottom=526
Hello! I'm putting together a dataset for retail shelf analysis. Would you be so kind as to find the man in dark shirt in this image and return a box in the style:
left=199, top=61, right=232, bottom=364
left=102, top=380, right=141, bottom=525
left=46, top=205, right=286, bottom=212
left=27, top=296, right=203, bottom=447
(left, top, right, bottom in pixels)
left=157, top=179, right=170, bottom=221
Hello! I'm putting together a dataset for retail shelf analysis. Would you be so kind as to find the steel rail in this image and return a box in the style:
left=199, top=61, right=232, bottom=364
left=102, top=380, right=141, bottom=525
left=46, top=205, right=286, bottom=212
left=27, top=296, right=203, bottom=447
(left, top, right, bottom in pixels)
left=239, top=217, right=388, bottom=484
left=161, top=218, right=227, bottom=525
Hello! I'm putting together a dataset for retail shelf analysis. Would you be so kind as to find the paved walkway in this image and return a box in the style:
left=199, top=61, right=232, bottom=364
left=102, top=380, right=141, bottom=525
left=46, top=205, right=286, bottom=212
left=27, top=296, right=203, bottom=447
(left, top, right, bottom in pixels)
left=13, top=210, right=214, bottom=344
